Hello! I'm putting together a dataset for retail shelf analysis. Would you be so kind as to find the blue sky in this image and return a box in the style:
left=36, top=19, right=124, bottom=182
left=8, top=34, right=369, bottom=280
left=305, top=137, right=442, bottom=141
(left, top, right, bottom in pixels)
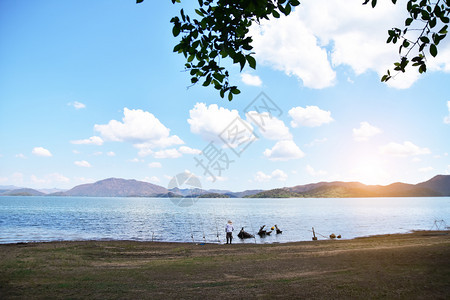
left=1, top=0, right=449, bottom=191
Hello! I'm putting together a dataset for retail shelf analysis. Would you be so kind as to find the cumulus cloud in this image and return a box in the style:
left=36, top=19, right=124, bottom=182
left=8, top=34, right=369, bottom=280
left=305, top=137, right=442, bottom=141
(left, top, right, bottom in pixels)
left=289, top=106, right=333, bottom=128
left=241, top=73, right=262, bottom=86
left=148, top=162, right=162, bottom=168
left=106, top=151, right=115, bottom=157
left=254, top=169, right=288, bottom=182
left=263, top=140, right=305, bottom=161
left=15, top=153, right=27, bottom=159
left=444, top=101, right=450, bottom=124
left=153, top=148, right=182, bottom=159
left=71, top=136, right=104, bottom=146
left=353, top=122, right=382, bottom=141
left=188, top=103, right=254, bottom=145
left=379, top=141, right=430, bottom=157
left=74, top=160, right=91, bottom=167
left=246, top=111, right=292, bottom=140
left=250, top=0, right=448, bottom=89
left=94, top=108, right=184, bottom=149
left=250, top=10, right=336, bottom=88
left=32, top=147, right=52, bottom=157
left=68, top=101, right=86, bottom=109
left=306, top=165, right=327, bottom=177
left=178, top=146, right=202, bottom=155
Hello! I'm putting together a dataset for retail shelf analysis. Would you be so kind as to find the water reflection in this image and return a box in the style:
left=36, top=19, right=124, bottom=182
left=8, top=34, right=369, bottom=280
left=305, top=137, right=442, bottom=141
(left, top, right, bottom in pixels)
left=0, top=196, right=448, bottom=244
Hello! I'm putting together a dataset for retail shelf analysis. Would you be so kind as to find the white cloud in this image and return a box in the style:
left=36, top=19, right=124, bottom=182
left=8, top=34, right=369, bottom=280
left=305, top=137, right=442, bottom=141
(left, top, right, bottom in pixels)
left=68, top=101, right=86, bottom=109
left=263, top=140, right=305, bottom=161
left=306, top=165, right=327, bottom=177
left=94, top=108, right=184, bottom=148
left=289, top=106, right=333, bottom=128
left=31, top=173, right=70, bottom=185
left=254, top=171, right=272, bottom=182
left=418, top=167, right=434, bottom=173
left=206, top=176, right=228, bottom=182
left=74, top=160, right=91, bottom=167
left=92, top=151, right=103, bottom=156
left=305, top=138, right=328, bottom=147
left=32, top=147, right=52, bottom=157
left=412, top=157, right=421, bottom=163
left=188, top=103, right=254, bottom=144
left=106, top=151, right=115, bottom=157
left=444, top=101, right=450, bottom=124
left=143, top=176, right=160, bottom=184
left=379, top=141, right=431, bottom=157
left=250, top=0, right=442, bottom=89
left=15, top=153, right=26, bottom=159
left=71, top=136, right=104, bottom=146
left=250, top=10, right=336, bottom=88
left=178, top=146, right=202, bottom=155
left=153, top=148, right=182, bottom=159
left=246, top=111, right=292, bottom=140
left=128, top=158, right=143, bottom=163
left=353, top=122, right=382, bottom=142
left=254, top=169, right=288, bottom=182
left=148, top=162, right=162, bottom=168
left=241, top=73, right=262, bottom=86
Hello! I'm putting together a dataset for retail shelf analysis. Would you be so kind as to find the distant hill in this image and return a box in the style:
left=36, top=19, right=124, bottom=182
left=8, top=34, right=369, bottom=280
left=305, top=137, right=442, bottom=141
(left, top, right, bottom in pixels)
left=38, top=188, right=67, bottom=194
left=1, top=188, right=45, bottom=196
left=249, top=177, right=446, bottom=198
left=3, top=175, right=449, bottom=198
left=59, top=178, right=168, bottom=197
left=416, top=175, right=450, bottom=196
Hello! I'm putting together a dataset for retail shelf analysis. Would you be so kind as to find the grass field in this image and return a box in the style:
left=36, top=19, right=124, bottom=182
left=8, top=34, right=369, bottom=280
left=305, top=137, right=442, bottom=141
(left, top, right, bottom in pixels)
left=1, top=231, right=449, bottom=299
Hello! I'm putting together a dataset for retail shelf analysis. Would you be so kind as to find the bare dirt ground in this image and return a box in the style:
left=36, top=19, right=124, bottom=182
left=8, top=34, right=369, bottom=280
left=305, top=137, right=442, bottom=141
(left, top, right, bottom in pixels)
left=0, top=231, right=449, bottom=299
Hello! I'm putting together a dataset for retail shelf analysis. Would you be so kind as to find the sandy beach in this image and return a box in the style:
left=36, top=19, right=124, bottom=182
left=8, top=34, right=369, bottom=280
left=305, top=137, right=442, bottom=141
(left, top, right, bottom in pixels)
left=0, top=230, right=449, bottom=299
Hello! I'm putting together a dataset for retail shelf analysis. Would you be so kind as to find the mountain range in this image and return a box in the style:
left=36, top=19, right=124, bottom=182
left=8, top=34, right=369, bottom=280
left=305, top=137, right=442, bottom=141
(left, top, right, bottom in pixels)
left=1, top=175, right=449, bottom=198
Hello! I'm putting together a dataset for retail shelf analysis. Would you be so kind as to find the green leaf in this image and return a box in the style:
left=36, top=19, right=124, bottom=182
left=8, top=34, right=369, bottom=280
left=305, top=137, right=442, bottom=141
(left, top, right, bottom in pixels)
left=172, top=26, right=180, bottom=37
left=430, top=43, right=438, bottom=57
left=420, top=36, right=430, bottom=43
left=231, top=88, right=241, bottom=95
left=228, top=91, right=233, bottom=101
left=405, top=18, right=413, bottom=26
left=429, top=17, right=437, bottom=28
left=272, top=10, right=280, bottom=18
left=371, top=0, right=377, bottom=8
left=246, top=55, right=256, bottom=69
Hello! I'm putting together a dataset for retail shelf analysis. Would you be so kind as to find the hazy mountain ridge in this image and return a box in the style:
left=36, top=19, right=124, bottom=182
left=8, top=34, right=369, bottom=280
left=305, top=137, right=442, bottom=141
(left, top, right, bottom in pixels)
left=249, top=175, right=448, bottom=198
left=1, top=175, right=448, bottom=198
left=1, top=188, right=45, bottom=196
left=58, top=178, right=168, bottom=197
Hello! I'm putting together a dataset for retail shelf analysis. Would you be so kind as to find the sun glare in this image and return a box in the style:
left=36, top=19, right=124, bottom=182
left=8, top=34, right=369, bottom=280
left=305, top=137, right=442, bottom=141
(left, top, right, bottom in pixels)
left=351, top=157, right=390, bottom=186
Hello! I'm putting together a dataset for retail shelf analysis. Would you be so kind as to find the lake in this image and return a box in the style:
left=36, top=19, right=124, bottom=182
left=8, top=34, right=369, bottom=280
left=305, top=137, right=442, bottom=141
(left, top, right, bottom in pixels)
left=0, top=196, right=449, bottom=244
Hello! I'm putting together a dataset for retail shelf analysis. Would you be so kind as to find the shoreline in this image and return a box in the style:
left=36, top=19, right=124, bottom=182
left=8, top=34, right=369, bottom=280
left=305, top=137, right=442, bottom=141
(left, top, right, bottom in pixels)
left=0, top=229, right=437, bottom=246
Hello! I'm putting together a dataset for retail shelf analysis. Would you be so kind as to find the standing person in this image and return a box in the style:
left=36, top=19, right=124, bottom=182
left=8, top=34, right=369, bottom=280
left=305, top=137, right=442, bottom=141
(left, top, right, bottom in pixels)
left=225, top=220, right=234, bottom=244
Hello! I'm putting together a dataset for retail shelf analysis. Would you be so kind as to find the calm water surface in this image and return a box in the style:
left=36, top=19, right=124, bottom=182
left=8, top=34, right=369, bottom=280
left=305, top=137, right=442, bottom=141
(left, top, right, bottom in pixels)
left=0, top=196, right=448, bottom=244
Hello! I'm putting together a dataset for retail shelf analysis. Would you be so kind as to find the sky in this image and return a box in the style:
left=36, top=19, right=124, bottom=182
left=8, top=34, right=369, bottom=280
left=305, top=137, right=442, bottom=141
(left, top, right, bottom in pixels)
left=0, top=0, right=449, bottom=191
